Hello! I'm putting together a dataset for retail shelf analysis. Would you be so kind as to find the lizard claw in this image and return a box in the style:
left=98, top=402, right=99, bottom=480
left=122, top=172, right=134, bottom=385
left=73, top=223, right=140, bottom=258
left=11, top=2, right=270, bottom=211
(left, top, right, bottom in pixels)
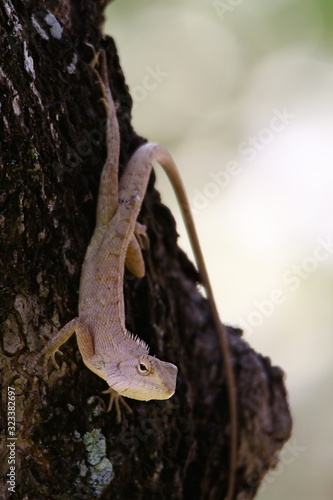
left=87, top=49, right=112, bottom=118
left=99, top=96, right=109, bottom=116
left=50, top=348, right=63, bottom=370
left=134, top=222, right=149, bottom=250
left=102, top=387, right=132, bottom=423
left=85, top=42, right=101, bottom=69
left=35, top=347, right=63, bottom=379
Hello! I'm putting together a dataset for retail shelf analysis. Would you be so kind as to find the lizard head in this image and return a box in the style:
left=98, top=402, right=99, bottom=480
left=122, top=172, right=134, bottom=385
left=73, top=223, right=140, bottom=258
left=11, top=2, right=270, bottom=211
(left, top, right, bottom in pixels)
left=105, top=354, right=177, bottom=401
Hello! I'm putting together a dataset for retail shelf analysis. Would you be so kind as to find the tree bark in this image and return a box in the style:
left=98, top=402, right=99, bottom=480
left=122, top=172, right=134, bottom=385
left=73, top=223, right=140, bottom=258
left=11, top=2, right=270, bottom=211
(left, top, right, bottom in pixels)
left=0, top=1, right=292, bottom=499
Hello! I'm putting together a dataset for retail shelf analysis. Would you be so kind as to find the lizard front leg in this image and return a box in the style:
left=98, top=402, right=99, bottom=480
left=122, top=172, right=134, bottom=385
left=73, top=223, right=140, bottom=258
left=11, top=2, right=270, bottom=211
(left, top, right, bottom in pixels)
left=37, top=319, right=123, bottom=417
left=102, top=387, right=132, bottom=423
left=36, top=318, right=94, bottom=377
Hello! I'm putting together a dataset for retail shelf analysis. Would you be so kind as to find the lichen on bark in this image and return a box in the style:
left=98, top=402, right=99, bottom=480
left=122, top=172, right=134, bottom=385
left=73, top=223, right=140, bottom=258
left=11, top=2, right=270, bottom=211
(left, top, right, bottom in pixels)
left=0, top=1, right=292, bottom=499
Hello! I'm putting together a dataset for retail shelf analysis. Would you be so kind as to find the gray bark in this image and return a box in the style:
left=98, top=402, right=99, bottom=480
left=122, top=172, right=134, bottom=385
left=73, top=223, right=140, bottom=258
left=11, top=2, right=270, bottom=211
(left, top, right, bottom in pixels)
left=0, top=1, right=292, bottom=499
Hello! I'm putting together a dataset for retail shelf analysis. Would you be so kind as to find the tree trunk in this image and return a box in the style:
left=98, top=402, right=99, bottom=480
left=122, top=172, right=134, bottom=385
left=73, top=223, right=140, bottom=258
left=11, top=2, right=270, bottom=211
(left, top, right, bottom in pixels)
left=0, top=1, right=292, bottom=499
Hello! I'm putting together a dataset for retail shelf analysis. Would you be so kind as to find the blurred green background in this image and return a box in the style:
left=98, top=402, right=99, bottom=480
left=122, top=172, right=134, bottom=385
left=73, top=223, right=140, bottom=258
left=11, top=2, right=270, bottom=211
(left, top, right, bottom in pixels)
left=105, top=1, right=333, bottom=498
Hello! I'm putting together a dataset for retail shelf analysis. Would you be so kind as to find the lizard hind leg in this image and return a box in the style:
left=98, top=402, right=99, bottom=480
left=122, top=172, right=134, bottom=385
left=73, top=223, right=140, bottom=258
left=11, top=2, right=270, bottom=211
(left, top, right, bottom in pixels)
left=125, top=222, right=149, bottom=278
left=88, top=48, right=120, bottom=229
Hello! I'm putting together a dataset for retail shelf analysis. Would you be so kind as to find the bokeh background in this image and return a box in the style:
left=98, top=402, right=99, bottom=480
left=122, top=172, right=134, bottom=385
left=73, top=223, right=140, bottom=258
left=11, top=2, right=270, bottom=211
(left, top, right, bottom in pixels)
left=105, top=1, right=333, bottom=498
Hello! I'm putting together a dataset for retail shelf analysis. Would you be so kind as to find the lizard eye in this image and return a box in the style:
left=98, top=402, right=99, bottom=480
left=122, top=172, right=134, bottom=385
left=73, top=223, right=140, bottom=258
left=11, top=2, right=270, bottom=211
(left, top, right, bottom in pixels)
left=137, top=358, right=152, bottom=375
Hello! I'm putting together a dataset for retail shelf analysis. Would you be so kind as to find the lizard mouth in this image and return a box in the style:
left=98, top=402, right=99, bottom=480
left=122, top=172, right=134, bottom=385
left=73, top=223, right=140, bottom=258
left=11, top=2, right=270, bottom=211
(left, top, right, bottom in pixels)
left=105, top=360, right=177, bottom=401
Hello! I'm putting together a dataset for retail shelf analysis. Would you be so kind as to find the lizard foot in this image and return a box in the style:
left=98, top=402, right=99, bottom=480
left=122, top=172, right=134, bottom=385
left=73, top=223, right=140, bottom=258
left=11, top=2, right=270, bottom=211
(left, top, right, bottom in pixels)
left=134, top=221, right=149, bottom=250
left=33, top=336, right=64, bottom=379
left=86, top=42, right=100, bottom=70
left=49, top=348, right=63, bottom=370
left=39, top=348, right=63, bottom=379
left=88, top=49, right=113, bottom=118
left=102, top=387, right=132, bottom=423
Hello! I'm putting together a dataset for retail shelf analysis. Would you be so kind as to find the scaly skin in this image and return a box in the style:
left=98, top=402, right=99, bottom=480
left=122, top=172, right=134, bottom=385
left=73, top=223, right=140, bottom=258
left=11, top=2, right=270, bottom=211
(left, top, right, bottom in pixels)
left=38, top=50, right=237, bottom=499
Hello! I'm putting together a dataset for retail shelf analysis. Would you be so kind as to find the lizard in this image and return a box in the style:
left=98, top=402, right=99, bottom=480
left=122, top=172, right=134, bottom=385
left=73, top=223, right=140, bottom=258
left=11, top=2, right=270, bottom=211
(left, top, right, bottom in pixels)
left=37, top=50, right=237, bottom=499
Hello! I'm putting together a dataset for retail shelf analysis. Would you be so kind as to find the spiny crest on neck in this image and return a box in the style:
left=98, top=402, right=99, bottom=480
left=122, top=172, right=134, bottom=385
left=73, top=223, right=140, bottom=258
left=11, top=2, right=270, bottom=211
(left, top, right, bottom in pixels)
left=127, top=331, right=149, bottom=352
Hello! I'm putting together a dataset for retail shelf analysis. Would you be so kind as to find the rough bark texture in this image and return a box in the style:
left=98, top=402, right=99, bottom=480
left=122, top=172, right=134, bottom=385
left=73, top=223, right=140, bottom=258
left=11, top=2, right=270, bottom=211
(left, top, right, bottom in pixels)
left=0, top=1, right=292, bottom=499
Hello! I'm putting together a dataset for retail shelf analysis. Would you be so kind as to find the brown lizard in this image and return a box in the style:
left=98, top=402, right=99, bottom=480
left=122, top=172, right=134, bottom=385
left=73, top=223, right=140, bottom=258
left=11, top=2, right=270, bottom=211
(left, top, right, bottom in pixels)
left=37, top=50, right=237, bottom=499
